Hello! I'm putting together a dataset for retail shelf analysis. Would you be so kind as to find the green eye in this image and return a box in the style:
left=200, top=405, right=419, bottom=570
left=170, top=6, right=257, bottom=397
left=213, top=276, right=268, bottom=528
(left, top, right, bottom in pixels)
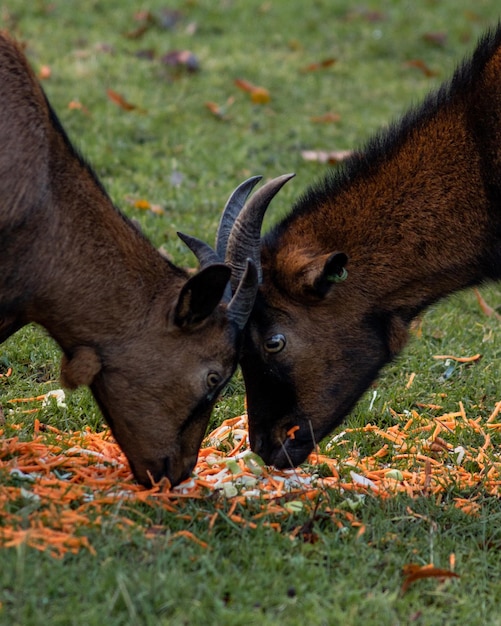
left=327, top=267, right=348, bottom=283
left=264, top=334, right=286, bottom=354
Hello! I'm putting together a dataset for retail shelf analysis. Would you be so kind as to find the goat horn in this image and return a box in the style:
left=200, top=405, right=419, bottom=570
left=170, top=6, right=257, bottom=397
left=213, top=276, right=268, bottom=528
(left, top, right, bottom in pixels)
left=226, top=259, right=259, bottom=330
left=215, top=175, right=263, bottom=260
left=177, top=231, right=233, bottom=303
left=177, top=231, right=219, bottom=267
left=177, top=175, right=264, bottom=300
left=178, top=176, right=263, bottom=267
left=225, top=173, right=295, bottom=290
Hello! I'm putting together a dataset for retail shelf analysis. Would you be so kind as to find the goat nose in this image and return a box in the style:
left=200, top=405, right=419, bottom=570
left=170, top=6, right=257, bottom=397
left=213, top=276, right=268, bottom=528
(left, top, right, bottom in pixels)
left=250, top=432, right=264, bottom=456
left=163, top=455, right=197, bottom=487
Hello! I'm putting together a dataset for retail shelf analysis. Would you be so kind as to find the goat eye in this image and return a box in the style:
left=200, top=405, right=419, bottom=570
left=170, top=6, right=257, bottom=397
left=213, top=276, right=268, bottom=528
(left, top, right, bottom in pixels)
left=207, top=371, right=222, bottom=389
left=264, top=334, right=286, bottom=354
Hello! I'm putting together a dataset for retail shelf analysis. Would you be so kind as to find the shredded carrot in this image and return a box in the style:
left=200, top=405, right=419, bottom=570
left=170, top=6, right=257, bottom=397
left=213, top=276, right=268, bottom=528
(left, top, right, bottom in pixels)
left=433, top=353, right=482, bottom=363
left=286, top=425, right=300, bottom=439
left=169, top=530, right=209, bottom=549
left=1, top=388, right=500, bottom=558
left=406, top=372, right=416, bottom=389
left=401, top=563, right=460, bottom=593
left=487, top=400, right=501, bottom=423
left=8, top=393, right=48, bottom=403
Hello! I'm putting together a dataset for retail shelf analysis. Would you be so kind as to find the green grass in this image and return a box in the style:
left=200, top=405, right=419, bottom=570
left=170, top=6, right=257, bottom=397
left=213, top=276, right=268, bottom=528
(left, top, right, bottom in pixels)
left=1, top=1, right=501, bottom=624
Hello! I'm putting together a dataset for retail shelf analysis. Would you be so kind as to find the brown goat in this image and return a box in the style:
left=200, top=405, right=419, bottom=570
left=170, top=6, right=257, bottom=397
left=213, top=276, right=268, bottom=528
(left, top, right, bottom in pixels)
left=224, top=25, right=501, bottom=468
left=0, top=31, right=287, bottom=487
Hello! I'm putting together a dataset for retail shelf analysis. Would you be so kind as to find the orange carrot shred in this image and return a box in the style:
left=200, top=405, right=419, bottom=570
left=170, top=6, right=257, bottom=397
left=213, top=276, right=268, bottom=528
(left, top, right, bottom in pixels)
left=1, top=395, right=500, bottom=558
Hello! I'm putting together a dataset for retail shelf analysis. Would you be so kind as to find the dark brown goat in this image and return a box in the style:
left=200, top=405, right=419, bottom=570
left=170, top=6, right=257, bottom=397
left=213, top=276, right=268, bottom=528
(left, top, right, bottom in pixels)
left=224, top=25, right=501, bottom=468
left=0, top=32, right=286, bottom=486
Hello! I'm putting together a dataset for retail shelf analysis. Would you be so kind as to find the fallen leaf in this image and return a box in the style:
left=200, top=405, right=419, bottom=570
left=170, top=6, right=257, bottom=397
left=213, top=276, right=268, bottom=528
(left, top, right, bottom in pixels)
left=127, top=9, right=183, bottom=37
left=106, top=89, right=144, bottom=113
left=404, top=59, right=438, bottom=77
left=234, top=78, right=270, bottom=104
left=205, top=101, right=224, bottom=118
left=401, top=563, right=459, bottom=593
left=204, top=97, right=234, bottom=121
left=301, top=58, right=336, bottom=73
left=133, top=199, right=151, bottom=210
left=125, top=197, right=165, bottom=215
left=161, top=50, right=199, bottom=72
left=301, top=149, right=354, bottom=164
left=250, top=87, right=270, bottom=104
left=234, top=78, right=256, bottom=93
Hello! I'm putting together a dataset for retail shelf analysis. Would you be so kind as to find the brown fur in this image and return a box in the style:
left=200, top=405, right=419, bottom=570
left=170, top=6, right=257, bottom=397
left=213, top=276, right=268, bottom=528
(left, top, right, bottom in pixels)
left=0, top=32, right=241, bottom=487
left=60, top=347, right=102, bottom=389
left=241, top=25, right=501, bottom=468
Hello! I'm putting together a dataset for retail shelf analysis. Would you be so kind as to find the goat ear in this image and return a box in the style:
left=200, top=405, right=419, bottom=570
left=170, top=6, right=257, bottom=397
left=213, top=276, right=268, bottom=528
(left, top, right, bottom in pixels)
left=174, top=264, right=231, bottom=328
left=312, top=252, right=349, bottom=297
left=60, top=346, right=102, bottom=389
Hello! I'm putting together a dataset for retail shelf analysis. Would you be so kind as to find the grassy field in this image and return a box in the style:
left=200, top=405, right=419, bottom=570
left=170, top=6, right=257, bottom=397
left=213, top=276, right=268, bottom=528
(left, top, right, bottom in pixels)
left=1, top=1, right=501, bottom=624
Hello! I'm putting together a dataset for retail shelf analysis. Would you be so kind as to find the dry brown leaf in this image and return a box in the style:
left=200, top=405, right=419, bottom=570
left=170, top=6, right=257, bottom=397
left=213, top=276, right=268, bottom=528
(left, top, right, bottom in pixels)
left=106, top=89, right=145, bottom=113
left=301, top=58, right=336, bottom=72
left=204, top=97, right=234, bottom=120
left=404, top=59, right=438, bottom=77
left=234, top=79, right=270, bottom=104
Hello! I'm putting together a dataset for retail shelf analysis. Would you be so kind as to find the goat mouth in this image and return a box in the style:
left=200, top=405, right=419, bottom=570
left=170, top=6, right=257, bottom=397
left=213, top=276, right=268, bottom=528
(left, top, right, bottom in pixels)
left=127, top=455, right=196, bottom=489
left=271, top=440, right=313, bottom=469
left=253, top=435, right=313, bottom=469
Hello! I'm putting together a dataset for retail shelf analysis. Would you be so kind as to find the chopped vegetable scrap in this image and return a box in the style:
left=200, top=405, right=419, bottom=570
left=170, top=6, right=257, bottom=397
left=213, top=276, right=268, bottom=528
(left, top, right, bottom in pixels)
left=401, top=563, right=459, bottom=594
left=1, top=393, right=500, bottom=559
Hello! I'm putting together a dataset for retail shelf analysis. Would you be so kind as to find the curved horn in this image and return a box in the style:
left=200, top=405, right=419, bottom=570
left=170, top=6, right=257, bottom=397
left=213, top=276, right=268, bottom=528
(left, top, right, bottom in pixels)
left=178, top=175, right=263, bottom=267
left=177, top=231, right=233, bottom=303
left=216, top=175, right=262, bottom=260
left=177, top=175, right=264, bottom=300
left=226, top=259, right=259, bottom=330
left=177, top=231, right=219, bottom=268
left=225, top=173, right=295, bottom=290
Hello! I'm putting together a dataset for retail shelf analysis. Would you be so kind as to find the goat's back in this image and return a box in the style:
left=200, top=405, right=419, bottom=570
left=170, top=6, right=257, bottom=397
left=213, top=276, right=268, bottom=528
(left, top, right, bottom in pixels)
left=0, top=32, right=49, bottom=225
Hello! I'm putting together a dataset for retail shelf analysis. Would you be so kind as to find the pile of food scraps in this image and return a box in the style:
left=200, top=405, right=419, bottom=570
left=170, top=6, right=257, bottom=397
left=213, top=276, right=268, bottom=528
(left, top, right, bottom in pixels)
left=1, top=382, right=501, bottom=560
